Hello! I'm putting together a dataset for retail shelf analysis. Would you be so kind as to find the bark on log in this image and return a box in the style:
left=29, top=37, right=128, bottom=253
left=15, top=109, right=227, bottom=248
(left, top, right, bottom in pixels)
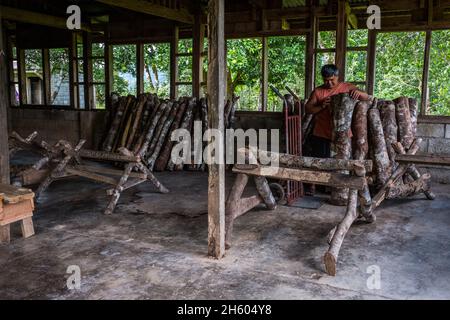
left=154, top=101, right=187, bottom=171
left=408, top=98, right=418, bottom=137
left=137, top=103, right=167, bottom=157
left=324, top=189, right=358, bottom=276
left=368, top=108, right=391, bottom=189
left=386, top=173, right=431, bottom=199
left=330, top=93, right=356, bottom=206
left=394, top=97, right=414, bottom=149
left=125, top=94, right=146, bottom=150
left=228, top=95, right=238, bottom=129
left=380, top=101, right=398, bottom=167
left=253, top=176, right=277, bottom=210
left=102, top=97, right=127, bottom=152
left=147, top=103, right=178, bottom=171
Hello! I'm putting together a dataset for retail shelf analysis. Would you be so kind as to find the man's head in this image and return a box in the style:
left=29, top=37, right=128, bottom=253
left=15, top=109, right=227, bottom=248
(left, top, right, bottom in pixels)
left=321, top=64, right=339, bottom=89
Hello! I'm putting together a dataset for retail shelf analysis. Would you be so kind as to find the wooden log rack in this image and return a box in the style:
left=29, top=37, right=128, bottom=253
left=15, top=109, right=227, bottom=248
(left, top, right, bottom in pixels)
left=34, top=139, right=169, bottom=215
left=226, top=148, right=372, bottom=276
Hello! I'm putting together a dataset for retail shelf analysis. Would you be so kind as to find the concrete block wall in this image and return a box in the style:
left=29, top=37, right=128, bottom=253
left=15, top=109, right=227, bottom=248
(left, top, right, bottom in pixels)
left=416, top=121, right=450, bottom=184
left=10, top=108, right=106, bottom=150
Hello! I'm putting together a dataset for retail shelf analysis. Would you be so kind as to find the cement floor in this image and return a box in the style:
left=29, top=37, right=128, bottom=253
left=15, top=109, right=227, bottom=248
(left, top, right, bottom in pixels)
left=0, top=171, right=449, bottom=300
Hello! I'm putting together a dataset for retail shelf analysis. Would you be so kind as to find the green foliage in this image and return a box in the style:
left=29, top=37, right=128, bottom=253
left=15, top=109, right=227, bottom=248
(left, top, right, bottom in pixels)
left=144, top=43, right=170, bottom=98
left=112, top=44, right=137, bottom=96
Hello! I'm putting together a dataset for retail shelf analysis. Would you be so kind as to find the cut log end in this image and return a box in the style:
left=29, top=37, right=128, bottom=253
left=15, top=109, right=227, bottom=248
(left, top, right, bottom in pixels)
left=324, top=252, right=337, bottom=276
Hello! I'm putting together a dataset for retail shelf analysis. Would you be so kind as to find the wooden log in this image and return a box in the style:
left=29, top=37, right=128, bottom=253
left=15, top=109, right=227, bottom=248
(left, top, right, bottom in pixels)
left=225, top=174, right=263, bottom=249
left=253, top=149, right=373, bottom=172
left=392, top=143, right=436, bottom=201
left=253, top=176, right=277, bottom=210
left=154, top=101, right=188, bottom=171
left=386, top=173, right=431, bottom=199
left=147, top=103, right=179, bottom=171
left=331, top=93, right=356, bottom=206
left=102, top=97, right=127, bottom=152
left=368, top=108, right=391, bottom=188
left=380, top=101, right=398, bottom=166
left=65, top=166, right=118, bottom=185
left=228, top=95, right=238, bottom=129
left=125, top=94, right=146, bottom=150
left=324, top=189, right=358, bottom=276
left=137, top=102, right=167, bottom=157
left=112, top=95, right=135, bottom=152
left=104, top=162, right=134, bottom=215
left=167, top=98, right=196, bottom=171
left=200, top=97, right=209, bottom=171
left=408, top=98, right=418, bottom=137
left=351, top=101, right=374, bottom=222
left=371, top=139, right=422, bottom=209
left=79, top=149, right=140, bottom=163
left=73, top=165, right=147, bottom=179
left=394, top=97, right=414, bottom=149
left=233, top=166, right=366, bottom=190
left=395, top=154, right=450, bottom=167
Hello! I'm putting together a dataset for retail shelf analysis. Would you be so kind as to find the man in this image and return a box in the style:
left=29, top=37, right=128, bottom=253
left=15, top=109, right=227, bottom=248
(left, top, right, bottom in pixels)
left=305, top=64, right=369, bottom=159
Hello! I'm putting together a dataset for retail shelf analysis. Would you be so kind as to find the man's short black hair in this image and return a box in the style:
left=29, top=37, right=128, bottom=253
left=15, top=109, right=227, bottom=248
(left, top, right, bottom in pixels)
left=321, top=64, right=339, bottom=78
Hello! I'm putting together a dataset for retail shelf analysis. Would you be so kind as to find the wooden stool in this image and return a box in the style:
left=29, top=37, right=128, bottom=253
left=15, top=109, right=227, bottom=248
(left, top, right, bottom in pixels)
left=0, top=184, right=35, bottom=244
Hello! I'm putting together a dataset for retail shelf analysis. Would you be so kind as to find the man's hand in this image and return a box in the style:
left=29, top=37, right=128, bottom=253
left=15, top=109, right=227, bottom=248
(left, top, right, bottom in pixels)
left=349, top=89, right=363, bottom=100
left=322, top=97, right=331, bottom=109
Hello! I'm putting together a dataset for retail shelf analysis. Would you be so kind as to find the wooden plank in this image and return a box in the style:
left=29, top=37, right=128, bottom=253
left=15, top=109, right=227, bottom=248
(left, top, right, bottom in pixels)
left=65, top=167, right=118, bottom=185
left=73, top=165, right=147, bottom=179
left=42, top=49, right=51, bottom=105
left=0, top=225, right=10, bottom=244
left=0, top=201, right=34, bottom=226
left=105, top=43, right=113, bottom=109
left=421, top=30, right=432, bottom=115
left=207, top=0, right=226, bottom=259
left=261, top=36, right=268, bottom=111
left=192, top=15, right=205, bottom=98
left=97, top=0, right=194, bottom=24
left=69, top=33, right=78, bottom=109
left=305, top=0, right=316, bottom=98
left=137, top=43, right=144, bottom=95
left=170, top=25, right=179, bottom=100
left=232, top=166, right=366, bottom=190
left=366, top=30, right=376, bottom=96
left=335, top=0, right=347, bottom=82
left=78, top=149, right=140, bottom=162
left=0, top=18, right=10, bottom=184
left=0, top=6, right=92, bottom=32
left=20, top=217, right=35, bottom=238
left=395, top=154, right=450, bottom=167
left=0, top=184, right=34, bottom=204
left=83, top=32, right=94, bottom=109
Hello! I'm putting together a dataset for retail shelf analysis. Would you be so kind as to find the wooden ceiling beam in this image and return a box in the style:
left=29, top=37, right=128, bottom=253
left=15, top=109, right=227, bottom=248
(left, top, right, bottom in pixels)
left=96, top=0, right=194, bottom=24
left=0, top=6, right=92, bottom=32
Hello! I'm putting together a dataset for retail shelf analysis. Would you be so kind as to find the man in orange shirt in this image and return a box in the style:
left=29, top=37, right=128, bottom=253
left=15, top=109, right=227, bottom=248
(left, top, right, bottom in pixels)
left=305, top=64, right=370, bottom=159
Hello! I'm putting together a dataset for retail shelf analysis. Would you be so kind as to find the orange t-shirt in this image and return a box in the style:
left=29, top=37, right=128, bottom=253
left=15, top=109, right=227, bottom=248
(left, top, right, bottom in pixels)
left=311, top=82, right=357, bottom=140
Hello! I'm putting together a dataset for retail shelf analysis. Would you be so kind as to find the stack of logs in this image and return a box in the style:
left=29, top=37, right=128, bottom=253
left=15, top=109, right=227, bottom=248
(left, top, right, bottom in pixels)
left=101, top=93, right=238, bottom=172
left=328, top=94, right=434, bottom=209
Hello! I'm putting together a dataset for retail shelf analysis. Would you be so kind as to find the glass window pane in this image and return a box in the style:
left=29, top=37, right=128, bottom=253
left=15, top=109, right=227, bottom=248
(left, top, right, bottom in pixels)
left=177, top=84, right=192, bottom=97
left=346, top=51, right=367, bottom=82
left=227, top=38, right=262, bottom=111
left=78, top=85, right=85, bottom=109
left=112, top=45, right=137, bottom=95
left=317, top=31, right=336, bottom=49
left=178, top=39, right=193, bottom=54
left=49, top=48, right=70, bottom=105
left=347, top=29, right=368, bottom=47
left=77, top=43, right=83, bottom=58
left=10, top=84, right=19, bottom=106
left=144, top=43, right=170, bottom=98
left=428, top=30, right=450, bottom=116
left=94, top=84, right=106, bottom=109
left=315, top=52, right=335, bottom=87
left=25, top=49, right=43, bottom=105
left=11, top=60, right=18, bottom=82
left=93, top=59, right=105, bottom=82
left=178, top=56, right=192, bottom=82
left=92, top=43, right=105, bottom=57
left=268, top=35, right=306, bottom=112
left=375, top=32, right=425, bottom=101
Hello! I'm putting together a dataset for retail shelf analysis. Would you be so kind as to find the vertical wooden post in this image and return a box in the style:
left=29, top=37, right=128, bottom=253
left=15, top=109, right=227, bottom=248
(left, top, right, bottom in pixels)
left=105, top=42, right=113, bottom=109
left=42, top=49, right=51, bottom=105
left=0, top=17, right=11, bottom=184
left=193, top=14, right=205, bottom=98
left=207, top=0, right=226, bottom=259
left=335, top=0, right=347, bottom=81
left=83, top=32, right=94, bottom=109
left=69, top=32, right=78, bottom=109
left=261, top=36, right=268, bottom=111
left=421, top=30, right=432, bottom=116
left=305, top=0, right=316, bottom=98
left=17, top=48, right=27, bottom=105
left=366, top=30, right=376, bottom=96
left=137, top=43, right=145, bottom=95
left=170, top=25, right=179, bottom=100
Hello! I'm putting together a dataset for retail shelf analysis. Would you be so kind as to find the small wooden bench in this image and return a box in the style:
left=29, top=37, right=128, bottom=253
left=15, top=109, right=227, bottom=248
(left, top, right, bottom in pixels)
left=0, top=184, right=35, bottom=244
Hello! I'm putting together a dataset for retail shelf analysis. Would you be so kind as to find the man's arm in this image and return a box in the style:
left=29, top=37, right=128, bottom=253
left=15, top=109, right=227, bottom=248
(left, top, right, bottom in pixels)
left=305, top=91, right=326, bottom=114
left=348, top=84, right=370, bottom=101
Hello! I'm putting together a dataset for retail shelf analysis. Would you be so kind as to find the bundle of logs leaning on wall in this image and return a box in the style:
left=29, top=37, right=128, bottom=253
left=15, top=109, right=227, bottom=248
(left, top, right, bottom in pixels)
left=322, top=93, right=435, bottom=211
left=101, top=93, right=238, bottom=172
